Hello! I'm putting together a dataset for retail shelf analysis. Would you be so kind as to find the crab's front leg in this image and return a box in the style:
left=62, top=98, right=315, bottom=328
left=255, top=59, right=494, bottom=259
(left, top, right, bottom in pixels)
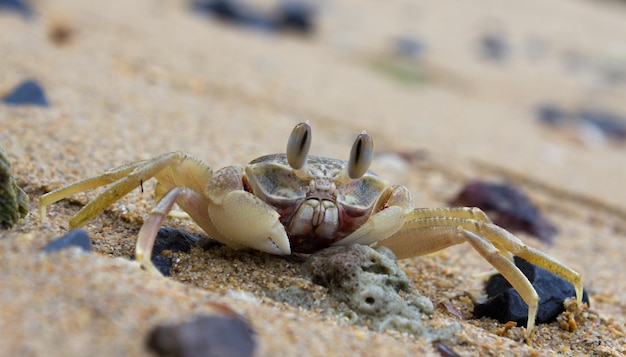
left=205, top=166, right=291, bottom=255
left=334, top=184, right=414, bottom=247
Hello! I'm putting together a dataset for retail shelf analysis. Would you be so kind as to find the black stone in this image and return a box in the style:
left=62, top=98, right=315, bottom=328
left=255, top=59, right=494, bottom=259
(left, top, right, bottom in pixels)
left=0, top=0, right=33, bottom=18
left=149, top=228, right=204, bottom=276
left=2, top=79, right=49, bottom=107
left=191, top=0, right=316, bottom=35
left=147, top=315, right=256, bottom=357
left=191, top=0, right=275, bottom=32
left=579, top=109, right=626, bottom=141
left=474, top=256, right=589, bottom=326
left=478, top=32, right=509, bottom=62
left=274, top=1, right=316, bottom=35
left=43, top=229, right=92, bottom=253
left=535, top=103, right=568, bottom=126
left=449, top=181, right=558, bottom=245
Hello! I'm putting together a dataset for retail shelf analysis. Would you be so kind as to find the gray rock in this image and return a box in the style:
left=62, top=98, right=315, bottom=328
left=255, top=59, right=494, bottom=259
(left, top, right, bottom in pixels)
left=301, top=244, right=455, bottom=339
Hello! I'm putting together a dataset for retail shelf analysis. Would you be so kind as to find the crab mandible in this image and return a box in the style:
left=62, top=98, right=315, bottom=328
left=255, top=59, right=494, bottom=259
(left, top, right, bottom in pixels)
left=39, top=122, right=582, bottom=337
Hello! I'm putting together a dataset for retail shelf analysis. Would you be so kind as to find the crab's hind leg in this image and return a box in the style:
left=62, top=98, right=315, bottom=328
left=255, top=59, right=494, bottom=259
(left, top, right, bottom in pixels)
left=379, top=208, right=582, bottom=337
left=39, top=152, right=189, bottom=228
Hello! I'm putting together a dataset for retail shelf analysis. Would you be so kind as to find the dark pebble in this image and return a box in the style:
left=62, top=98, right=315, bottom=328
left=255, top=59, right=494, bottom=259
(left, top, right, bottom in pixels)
left=2, top=79, right=50, bottom=107
left=449, top=181, right=558, bottom=245
left=579, top=109, right=626, bottom=141
left=43, top=229, right=92, bottom=253
left=192, top=0, right=276, bottom=32
left=394, top=36, right=426, bottom=60
left=479, top=32, right=509, bottom=62
left=535, top=103, right=568, bottom=126
left=150, top=228, right=206, bottom=276
left=0, top=0, right=33, bottom=18
left=273, top=1, right=316, bottom=35
left=474, top=256, right=589, bottom=326
left=147, top=315, right=256, bottom=357
left=192, top=0, right=316, bottom=35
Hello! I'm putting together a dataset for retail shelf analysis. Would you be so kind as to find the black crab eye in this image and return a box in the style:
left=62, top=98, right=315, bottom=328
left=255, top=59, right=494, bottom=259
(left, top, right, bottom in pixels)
left=348, top=130, right=373, bottom=179
left=286, top=121, right=311, bottom=170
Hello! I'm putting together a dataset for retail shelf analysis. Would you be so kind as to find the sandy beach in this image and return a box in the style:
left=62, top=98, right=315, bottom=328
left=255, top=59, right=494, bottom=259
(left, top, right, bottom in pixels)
left=1, top=0, right=625, bottom=355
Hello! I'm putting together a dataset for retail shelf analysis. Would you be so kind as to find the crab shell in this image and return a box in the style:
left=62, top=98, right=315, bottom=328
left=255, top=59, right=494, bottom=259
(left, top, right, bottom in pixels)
left=245, top=153, right=395, bottom=253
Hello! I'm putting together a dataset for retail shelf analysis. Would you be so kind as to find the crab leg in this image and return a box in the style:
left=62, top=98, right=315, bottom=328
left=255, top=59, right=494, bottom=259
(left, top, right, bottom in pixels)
left=335, top=184, right=414, bottom=246
left=378, top=210, right=583, bottom=337
left=39, top=158, right=148, bottom=220
left=136, top=187, right=183, bottom=274
left=39, top=152, right=194, bottom=228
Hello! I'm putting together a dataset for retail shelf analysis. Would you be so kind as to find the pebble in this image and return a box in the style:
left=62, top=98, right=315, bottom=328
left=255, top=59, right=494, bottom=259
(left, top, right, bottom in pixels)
left=191, top=0, right=316, bottom=35
left=474, top=257, right=589, bottom=326
left=43, top=229, right=92, bottom=253
left=2, top=79, right=50, bottom=107
left=478, top=32, right=509, bottom=62
left=393, top=36, right=426, bottom=60
left=449, top=181, right=558, bottom=244
left=0, top=145, right=28, bottom=229
left=301, top=245, right=441, bottom=338
left=146, top=314, right=256, bottom=357
left=535, top=103, right=626, bottom=144
left=151, top=228, right=208, bottom=276
left=0, top=0, right=33, bottom=18
left=273, top=1, right=316, bottom=35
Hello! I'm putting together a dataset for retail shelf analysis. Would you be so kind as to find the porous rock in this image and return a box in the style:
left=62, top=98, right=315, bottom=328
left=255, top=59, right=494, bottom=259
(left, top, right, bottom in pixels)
left=302, top=244, right=446, bottom=338
left=0, top=145, right=28, bottom=229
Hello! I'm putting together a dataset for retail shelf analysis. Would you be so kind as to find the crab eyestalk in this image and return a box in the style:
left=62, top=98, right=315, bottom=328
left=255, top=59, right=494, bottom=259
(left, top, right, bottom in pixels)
left=347, top=130, right=373, bottom=179
left=287, top=122, right=312, bottom=174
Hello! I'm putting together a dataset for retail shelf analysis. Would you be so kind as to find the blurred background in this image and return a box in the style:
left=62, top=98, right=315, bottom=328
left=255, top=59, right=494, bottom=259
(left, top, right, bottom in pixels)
left=2, top=0, right=625, bottom=210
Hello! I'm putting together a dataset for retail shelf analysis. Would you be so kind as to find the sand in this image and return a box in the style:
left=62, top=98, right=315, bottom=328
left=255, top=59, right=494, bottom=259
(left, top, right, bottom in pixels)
left=1, top=0, right=625, bottom=355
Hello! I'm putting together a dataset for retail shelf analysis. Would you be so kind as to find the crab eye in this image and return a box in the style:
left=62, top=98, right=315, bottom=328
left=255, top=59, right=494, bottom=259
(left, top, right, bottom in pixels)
left=287, top=121, right=312, bottom=170
left=348, top=130, right=373, bottom=179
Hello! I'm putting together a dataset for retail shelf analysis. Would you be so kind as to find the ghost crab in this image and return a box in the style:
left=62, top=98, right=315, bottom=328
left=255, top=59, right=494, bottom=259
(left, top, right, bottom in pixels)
left=39, top=122, right=582, bottom=337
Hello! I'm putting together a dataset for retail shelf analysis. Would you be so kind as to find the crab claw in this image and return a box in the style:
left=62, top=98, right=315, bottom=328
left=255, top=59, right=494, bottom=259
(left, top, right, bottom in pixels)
left=208, top=190, right=291, bottom=255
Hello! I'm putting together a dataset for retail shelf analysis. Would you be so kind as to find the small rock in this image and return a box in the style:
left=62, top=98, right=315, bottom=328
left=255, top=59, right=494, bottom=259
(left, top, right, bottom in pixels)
left=474, top=256, right=589, bottom=326
left=2, top=79, right=50, bottom=107
left=0, top=145, right=28, bottom=229
left=393, top=36, right=426, bottom=60
left=146, top=315, right=256, bottom=357
left=43, top=229, right=92, bottom=253
left=535, top=103, right=568, bottom=126
left=192, top=0, right=316, bottom=35
left=0, top=0, right=33, bottom=18
left=302, top=244, right=440, bottom=338
left=579, top=108, right=626, bottom=142
left=150, top=228, right=208, bottom=276
left=273, top=1, right=316, bottom=35
left=192, top=0, right=275, bottom=32
left=478, top=31, right=509, bottom=62
left=449, top=181, right=558, bottom=245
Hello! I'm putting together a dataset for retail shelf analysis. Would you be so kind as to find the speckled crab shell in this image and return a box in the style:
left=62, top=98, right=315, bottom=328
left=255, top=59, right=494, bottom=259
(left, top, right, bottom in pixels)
left=245, top=153, right=391, bottom=253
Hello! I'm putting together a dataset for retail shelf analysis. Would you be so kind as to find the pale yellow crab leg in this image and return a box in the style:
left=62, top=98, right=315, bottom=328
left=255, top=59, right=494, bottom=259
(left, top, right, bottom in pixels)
left=39, top=152, right=198, bottom=229
left=378, top=211, right=583, bottom=337
left=39, top=158, right=148, bottom=220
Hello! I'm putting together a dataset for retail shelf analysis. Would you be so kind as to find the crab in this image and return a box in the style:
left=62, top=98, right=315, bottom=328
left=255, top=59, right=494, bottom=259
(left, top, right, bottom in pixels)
left=39, top=122, right=582, bottom=337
